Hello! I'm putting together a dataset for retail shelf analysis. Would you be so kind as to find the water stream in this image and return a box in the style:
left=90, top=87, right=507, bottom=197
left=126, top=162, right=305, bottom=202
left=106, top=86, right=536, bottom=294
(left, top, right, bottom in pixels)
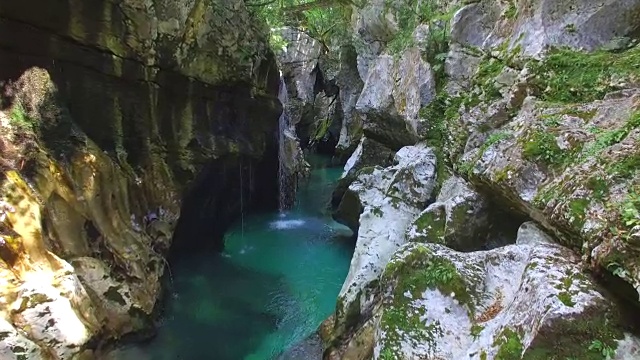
left=109, top=155, right=352, bottom=360
left=277, top=75, right=293, bottom=212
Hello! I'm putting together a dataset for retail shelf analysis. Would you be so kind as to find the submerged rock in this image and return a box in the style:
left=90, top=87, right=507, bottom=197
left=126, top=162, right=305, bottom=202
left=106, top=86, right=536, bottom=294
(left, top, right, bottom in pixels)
left=333, top=143, right=437, bottom=335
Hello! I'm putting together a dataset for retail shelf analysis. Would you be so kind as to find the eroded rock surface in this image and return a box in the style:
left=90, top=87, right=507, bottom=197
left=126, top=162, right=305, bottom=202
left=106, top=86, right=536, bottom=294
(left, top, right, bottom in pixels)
left=333, top=143, right=437, bottom=335
left=375, top=222, right=640, bottom=359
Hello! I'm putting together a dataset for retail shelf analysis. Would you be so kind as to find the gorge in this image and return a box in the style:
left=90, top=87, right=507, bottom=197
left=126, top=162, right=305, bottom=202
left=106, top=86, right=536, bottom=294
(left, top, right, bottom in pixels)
left=1, top=0, right=640, bottom=359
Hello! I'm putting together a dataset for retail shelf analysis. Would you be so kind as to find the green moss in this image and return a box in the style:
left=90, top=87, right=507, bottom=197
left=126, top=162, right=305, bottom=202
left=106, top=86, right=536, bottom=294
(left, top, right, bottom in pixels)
left=387, top=251, right=475, bottom=316
left=372, top=206, right=384, bottom=217
left=480, top=350, right=488, bottom=360
left=529, top=45, right=640, bottom=103
left=494, top=328, right=524, bottom=360
left=586, top=177, right=609, bottom=201
left=311, top=117, right=333, bottom=141
left=522, top=129, right=568, bottom=167
left=522, top=304, right=624, bottom=360
left=504, top=1, right=517, bottom=19
left=567, top=198, right=590, bottom=229
left=471, top=324, right=485, bottom=339
left=557, top=291, right=576, bottom=307
left=411, top=208, right=446, bottom=244
left=8, top=103, right=34, bottom=131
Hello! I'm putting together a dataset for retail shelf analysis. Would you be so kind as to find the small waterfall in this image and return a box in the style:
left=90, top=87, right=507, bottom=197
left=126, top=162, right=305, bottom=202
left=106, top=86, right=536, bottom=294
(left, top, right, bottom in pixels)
left=278, top=75, right=296, bottom=212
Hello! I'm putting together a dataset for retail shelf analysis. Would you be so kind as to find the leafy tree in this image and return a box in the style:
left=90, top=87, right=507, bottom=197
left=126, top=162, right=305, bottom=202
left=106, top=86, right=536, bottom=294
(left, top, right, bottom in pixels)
left=246, top=0, right=353, bottom=51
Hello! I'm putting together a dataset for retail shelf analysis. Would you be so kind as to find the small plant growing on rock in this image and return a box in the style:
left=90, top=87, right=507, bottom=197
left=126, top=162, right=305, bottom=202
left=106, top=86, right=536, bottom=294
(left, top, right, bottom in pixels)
left=621, top=191, right=640, bottom=229
left=588, top=339, right=616, bottom=359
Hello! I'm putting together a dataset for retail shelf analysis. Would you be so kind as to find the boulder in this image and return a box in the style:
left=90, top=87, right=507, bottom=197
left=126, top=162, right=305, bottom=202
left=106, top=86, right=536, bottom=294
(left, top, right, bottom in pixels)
left=10, top=268, right=102, bottom=359
left=333, top=144, right=437, bottom=334
left=331, top=137, right=396, bottom=208
left=407, top=176, right=489, bottom=251
left=374, top=222, right=640, bottom=359
left=72, top=257, right=149, bottom=337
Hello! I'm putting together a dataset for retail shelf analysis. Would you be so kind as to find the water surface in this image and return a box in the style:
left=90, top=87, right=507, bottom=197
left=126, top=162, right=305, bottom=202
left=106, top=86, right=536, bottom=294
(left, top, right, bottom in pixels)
left=111, top=155, right=352, bottom=360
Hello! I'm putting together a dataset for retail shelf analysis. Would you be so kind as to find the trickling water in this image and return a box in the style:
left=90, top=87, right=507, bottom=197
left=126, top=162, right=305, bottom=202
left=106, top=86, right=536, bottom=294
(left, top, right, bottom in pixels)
left=278, top=75, right=294, bottom=212
left=240, top=160, right=245, bottom=240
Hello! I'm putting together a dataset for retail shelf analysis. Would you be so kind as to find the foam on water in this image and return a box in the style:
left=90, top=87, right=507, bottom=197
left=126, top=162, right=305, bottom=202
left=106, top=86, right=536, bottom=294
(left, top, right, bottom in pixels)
left=269, top=219, right=306, bottom=230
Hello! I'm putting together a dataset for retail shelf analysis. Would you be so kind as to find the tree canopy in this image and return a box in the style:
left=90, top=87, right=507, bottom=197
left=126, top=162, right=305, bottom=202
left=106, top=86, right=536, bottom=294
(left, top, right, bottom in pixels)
left=246, top=0, right=353, bottom=50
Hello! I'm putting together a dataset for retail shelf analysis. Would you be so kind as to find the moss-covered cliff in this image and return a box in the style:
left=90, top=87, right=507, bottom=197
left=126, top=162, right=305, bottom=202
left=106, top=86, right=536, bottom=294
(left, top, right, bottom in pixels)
left=0, top=0, right=282, bottom=357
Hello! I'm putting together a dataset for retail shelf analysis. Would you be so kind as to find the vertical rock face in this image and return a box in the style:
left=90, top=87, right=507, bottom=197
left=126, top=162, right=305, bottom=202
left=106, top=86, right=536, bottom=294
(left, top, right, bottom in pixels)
left=0, top=0, right=280, bottom=357
left=325, top=0, right=640, bottom=358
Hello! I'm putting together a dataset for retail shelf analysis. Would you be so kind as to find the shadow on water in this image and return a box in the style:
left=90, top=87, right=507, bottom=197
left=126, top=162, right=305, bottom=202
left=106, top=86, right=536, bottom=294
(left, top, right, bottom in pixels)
left=111, top=255, right=288, bottom=360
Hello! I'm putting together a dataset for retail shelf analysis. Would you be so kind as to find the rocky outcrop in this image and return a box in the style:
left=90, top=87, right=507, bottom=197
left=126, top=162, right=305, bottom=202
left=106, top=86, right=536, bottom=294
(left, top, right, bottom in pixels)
left=332, top=144, right=437, bottom=337
left=0, top=0, right=280, bottom=356
left=324, top=0, right=640, bottom=358
left=440, top=0, right=640, bottom=303
left=356, top=48, right=436, bottom=150
left=406, top=176, right=489, bottom=251
left=335, top=45, right=365, bottom=156
left=277, top=27, right=345, bottom=157
left=331, top=137, right=396, bottom=208
left=374, top=222, right=640, bottom=359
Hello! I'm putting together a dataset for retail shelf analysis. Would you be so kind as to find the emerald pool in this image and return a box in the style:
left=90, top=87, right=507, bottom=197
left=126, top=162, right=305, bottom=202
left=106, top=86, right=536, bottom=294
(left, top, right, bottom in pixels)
left=109, top=155, right=353, bottom=360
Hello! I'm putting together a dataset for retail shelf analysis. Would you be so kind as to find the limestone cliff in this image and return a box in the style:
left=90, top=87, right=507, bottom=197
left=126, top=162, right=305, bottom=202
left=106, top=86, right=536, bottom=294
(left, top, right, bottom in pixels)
left=324, top=0, right=640, bottom=359
left=0, top=0, right=280, bottom=357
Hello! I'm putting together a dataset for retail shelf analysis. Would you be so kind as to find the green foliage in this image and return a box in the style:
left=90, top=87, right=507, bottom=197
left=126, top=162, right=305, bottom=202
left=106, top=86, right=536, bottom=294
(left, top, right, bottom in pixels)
left=494, top=328, right=524, bottom=360
left=249, top=0, right=352, bottom=52
left=8, top=103, right=33, bottom=131
left=588, top=339, right=616, bottom=360
left=529, top=45, right=640, bottom=103
left=385, top=0, right=454, bottom=81
left=621, top=190, right=640, bottom=229
left=504, top=1, right=517, bottom=19
left=586, top=176, right=609, bottom=201
left=522, top=130, right=568, bottom=167
left=471, top=324, right=484, bottom=339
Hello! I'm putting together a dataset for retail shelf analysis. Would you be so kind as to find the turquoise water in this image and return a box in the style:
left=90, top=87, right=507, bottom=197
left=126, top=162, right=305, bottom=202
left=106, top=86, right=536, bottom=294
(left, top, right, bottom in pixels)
left=111, top=155, right=352, bottom=360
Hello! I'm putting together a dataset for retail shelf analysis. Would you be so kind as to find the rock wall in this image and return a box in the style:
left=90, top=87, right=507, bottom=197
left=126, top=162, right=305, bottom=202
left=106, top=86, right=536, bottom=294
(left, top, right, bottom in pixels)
left=324, top=0, right=640, bottom=358
left=0, top=0, right=280, bottom=357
